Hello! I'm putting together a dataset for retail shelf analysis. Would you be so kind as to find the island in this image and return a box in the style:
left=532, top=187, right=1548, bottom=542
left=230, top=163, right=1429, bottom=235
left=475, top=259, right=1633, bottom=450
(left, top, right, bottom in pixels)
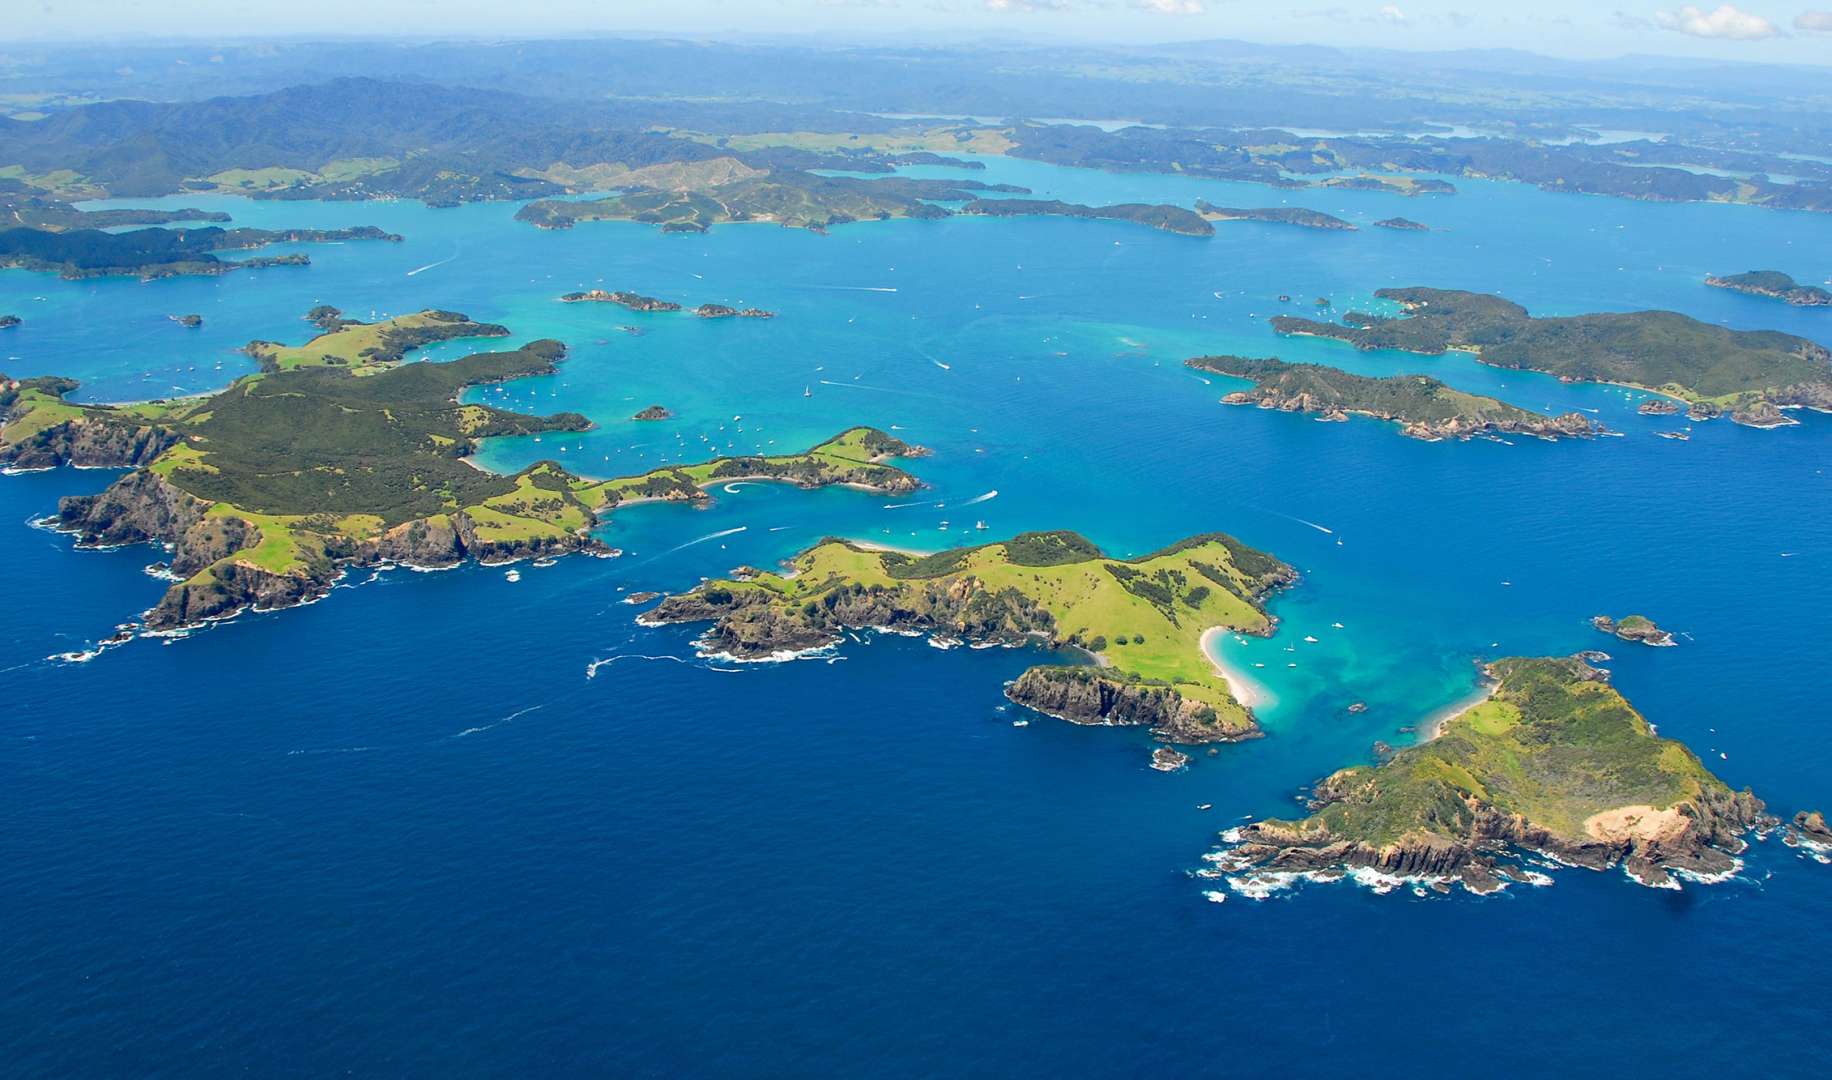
left=956, top=198, right=1213, bottom=237
left=1374, top=217, right=1430, bottom=231
left=243, top=309, right=510, bottom=373
left=694, top=304, right=774, bottom=319
left=516, top=170, right=1023, bottom=233
left=0, top=224, right=401, bottom=280
left=1194, top=201, right=1356, bottom=231
left=1592, top=614, right=1676, bottom=647
left=1271, top=287, right=1832, bottom=427
left=1187, top=355, right=1596, bottom=441
left=2, top=317, right=927, bottom=639
left=1705, top=271, right=1831, bottom=308
left=0, top=315, right=19, bottom=330
left=1638, top=398, right=1683, bottom=415
left=641, top=529, right=1295, bottom=743
left=1207, top=656, right=1770, bottom=895
left=1321, top=176, right=1456, bottom=197
left=561, top=290, right=682, bottom=312
left=170, top=314, right=204, bottom=329
left=632, top=405, right=672, bottom=421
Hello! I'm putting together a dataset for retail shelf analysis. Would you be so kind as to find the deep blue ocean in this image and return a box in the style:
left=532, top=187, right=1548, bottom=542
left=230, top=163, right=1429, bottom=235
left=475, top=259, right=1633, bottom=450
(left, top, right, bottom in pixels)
left=3, top=156, right=1830, bottom=1075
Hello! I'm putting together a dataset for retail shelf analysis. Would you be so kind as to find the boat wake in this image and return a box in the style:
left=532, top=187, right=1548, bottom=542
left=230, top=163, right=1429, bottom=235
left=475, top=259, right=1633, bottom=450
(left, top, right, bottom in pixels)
left=957, top=489, right=998, bottom=507
left=451, top=704, right=544, bottom=738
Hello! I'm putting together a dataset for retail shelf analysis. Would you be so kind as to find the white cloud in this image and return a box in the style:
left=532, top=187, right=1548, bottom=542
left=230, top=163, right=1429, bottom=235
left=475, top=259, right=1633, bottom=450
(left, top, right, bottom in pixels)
left=1795, top=10, right=1832, bottom=30
left=1132, top=0, right=1207, bottom=13
left=1376, top=4, right=1408, bottom=23
left=1651, top=4, right=1781, bottom=39
left=982, top=0, right=1071, bottom=11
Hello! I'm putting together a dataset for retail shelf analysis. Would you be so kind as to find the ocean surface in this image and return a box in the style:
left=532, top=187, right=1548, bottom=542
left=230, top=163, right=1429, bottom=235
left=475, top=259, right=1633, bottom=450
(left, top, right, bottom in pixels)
left=3, top=156, right=1831, bottom=1075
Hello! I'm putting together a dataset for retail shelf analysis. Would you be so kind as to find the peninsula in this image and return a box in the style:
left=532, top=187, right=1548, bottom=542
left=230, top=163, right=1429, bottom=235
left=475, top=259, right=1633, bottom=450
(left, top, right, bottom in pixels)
left=243, top=309, right=510, bottom=372
left=643, top=529, right=1295, bottom=743
left=2, top=316, right=926, bottom=638
left=0, top=224, right=401, bottom=280
left=1705, top=271, right=1831, bottom=307
left=1187, top=355, right=1596, bottom=441
left=1209, top=656, right=1770, bottom=895
left=1271, top=286, right=1832, bottom=426
left=1194, top=201, right=1356, bottom=231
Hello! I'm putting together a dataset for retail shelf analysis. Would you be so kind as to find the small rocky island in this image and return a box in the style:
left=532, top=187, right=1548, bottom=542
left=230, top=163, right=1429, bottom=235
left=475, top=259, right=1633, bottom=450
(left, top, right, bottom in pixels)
left=170, top=314, right=204, bottom=328
left=561, top=290, right=682, bottom=312
left=694, top=304, right=774, bottom=319
left=1705, top=270, right=1831, bottom=307
left=642, top=529, right=1296, bottom=745
left=1637, top=398, right=1683, bottom=415
left=0, top=315, right=19, bottom=330
left=1186, top=355, right=1596, bottom=441
left=632, top=405, right=672, bottom=421
left=1194, top=201, right=1356, bottom=231
left=1374, top=217, right=1430, bottom=231
left=1207, top=657, right=1771, bottom=896
left=1592, top=614, right=1676, bottom=647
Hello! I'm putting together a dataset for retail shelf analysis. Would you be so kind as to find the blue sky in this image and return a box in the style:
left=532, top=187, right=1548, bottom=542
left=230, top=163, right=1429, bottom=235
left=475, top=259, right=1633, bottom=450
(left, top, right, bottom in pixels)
left=15, top=1, right=1832, bottom=65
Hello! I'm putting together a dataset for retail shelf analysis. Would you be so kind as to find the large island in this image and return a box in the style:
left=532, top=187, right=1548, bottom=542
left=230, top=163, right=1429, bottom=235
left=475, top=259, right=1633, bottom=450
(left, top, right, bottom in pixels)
left=1271, top=287, right=1832, bottom=427
left=1209, top=657, right=1770, bottom=895
left=1, top=310, right=926, bottom=639
left=643, top=529, right=1295, bottom=743
left=1187, top=355, right=1596, bottom=441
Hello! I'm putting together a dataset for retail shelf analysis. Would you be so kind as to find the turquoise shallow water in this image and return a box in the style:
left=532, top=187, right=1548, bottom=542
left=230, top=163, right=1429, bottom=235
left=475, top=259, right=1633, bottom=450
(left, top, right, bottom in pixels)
left=3, top=158, right=1831, bottom=1074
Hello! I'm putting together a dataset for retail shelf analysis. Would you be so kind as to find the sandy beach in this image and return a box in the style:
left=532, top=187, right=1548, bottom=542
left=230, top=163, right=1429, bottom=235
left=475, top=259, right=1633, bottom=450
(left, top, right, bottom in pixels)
left=1199, top=626, right=1273, bottom=710
left=1423, top=686, right=1495, bottom=741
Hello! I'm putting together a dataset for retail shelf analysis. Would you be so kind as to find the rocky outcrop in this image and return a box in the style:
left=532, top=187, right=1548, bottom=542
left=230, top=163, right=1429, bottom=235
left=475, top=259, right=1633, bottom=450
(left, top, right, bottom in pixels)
left=1, top=315, right=20, bottom=329
left=1005, top=665, right=1257, bottom=743
left=1151, top=747, right=1192, bottom=772
left=1592, top=614, right=1675, bottom=647
left=147, top=559, right=333, bottom=631
left=1373, top=217, right=1429, bottom=231
left=1, top=416, right=179, bottom=470
left=1638, top=398, right=1682, bottom=415
left=1730, top=398, right=1800, bottom=428
left=56, top=470, right=208, bottom=548
left=632, top=405, right=672, bottom=421
left=1785, top=810, right=1832, bottom=851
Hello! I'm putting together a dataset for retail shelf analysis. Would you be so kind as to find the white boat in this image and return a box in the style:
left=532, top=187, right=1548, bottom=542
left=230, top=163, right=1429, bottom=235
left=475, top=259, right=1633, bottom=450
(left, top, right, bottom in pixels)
left=975, top=520, right=988, bottom=530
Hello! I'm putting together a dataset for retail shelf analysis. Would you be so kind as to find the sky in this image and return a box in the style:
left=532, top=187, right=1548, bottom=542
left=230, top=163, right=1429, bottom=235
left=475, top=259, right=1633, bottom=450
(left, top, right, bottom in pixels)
left=13, top=1, right=1832, bottom=65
